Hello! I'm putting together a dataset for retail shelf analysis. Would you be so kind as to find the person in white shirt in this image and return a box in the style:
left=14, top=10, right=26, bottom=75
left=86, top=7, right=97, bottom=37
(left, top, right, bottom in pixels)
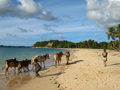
left=102, top=49, right=108, bottom=67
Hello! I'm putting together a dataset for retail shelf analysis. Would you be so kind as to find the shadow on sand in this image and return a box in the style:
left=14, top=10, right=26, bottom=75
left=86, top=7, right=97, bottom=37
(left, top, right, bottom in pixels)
left=67, top=60, right=84, bottom=65
left=108, top=63, right=120, bottom=66
left=41, top=72, right=65, bottom=78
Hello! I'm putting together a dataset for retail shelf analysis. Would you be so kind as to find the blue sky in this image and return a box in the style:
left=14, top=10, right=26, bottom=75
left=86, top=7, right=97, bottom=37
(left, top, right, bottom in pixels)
left=0, top=0, right=120, bottom=46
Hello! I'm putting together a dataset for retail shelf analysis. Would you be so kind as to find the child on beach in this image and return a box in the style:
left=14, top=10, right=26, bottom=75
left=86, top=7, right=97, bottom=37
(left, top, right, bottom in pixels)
left=102, top=49, right=108, bottom=67
left=34, top=59, right=41, bottom=78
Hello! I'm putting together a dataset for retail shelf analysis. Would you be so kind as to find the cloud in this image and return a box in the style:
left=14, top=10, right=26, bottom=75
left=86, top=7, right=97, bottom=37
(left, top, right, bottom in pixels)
left=42, top=24, right=64, bottom=39
left=86, top=0, right=120, bottom=30
left=37, top=11, right=58, bottom=21
left=42, top=24, right=56, bottom=32
left=6, top=33, right=34, bottom=40
left=0, top=0, right=58, bottom=21
left=40, top=35, right=49, bottom=39
left=90, top=33, right=98, bottom=36
left=57, top=35, right=64, bottom=39
left=62, top=15, right=73, bottom=19
left=6, top=33, right=18, bottom=38
left=17, top=27, right=33, bottom=33
left=42, top=24, right=62, bottom=34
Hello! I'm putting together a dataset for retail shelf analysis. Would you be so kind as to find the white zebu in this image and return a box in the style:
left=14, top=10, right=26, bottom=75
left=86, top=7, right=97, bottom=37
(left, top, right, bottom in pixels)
left=33, top=54, right=50, bottom=68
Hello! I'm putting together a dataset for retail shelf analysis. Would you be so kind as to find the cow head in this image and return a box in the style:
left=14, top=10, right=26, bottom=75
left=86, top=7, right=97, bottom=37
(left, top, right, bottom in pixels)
left=59, top=51, right=64, bottom=56
left=45, top=54, right=50, bottom=59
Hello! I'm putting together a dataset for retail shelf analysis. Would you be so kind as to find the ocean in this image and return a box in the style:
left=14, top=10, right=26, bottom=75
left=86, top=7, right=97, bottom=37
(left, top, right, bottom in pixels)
left=0, top=47, right=67, bottom=67
left=0, top=47, right=71, bottom=90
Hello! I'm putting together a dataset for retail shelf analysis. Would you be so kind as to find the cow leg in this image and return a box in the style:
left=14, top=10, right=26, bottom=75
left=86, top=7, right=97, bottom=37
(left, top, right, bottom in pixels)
left=66, top=59, right=69, bottom=65
left=40, top=62, right=42, bottom=68
left=59, top=59, right=61, bottom=63
left=18, top=68, right=20, bottom=73
left=25, top=66, right=29, bottom=72
left=23, top=67, right=27, bottom=72
left=58, top=60, right=60, bottom=66
left=32, top=63, right=35, bottom=70
left=55, top=60, right=57, bottom=67
left=14, top=67, right=16, bottom=74
left=5, top=67, right=8, bottom=76
left=43, top=62, right=45, bottom=68
left=23, top=67, right=25, bottom=72
left=27, top=66, right=29, bottom=71
left=66, top=57, right=69, bottom=65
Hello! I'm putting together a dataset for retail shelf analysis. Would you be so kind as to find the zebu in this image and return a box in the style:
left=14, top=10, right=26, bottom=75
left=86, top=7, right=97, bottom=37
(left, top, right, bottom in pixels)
left=5, top=58, right=19, bottom=76
left=18, top=59, right=31, bottom=73
left=54, top=51, right=64, bottom=66
left=64, top=51, right=70, bottom=65
left=33, top=54, right=50, bottom=68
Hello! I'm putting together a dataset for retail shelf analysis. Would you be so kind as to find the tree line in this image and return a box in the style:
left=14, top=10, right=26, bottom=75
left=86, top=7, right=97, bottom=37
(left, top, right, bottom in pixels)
left=32, top=24, right=120, bottom=50
left=32, top=39, right=119, bottom=49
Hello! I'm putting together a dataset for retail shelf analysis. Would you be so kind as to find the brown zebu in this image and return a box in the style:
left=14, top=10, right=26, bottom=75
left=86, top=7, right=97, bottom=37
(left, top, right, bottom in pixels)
left=54, top=51, right=64, bottom=66
left=5, top=58, right=19, bottom=76
left=64, top=51, right=70, bottom=65
left=18, top=59, right=31, bottom=73
left=33, top=54, right=50, bottom=68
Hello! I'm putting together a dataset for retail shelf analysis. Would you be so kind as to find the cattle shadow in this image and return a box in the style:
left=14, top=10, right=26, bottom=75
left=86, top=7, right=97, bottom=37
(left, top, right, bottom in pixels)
left=41, top=72, right=65, bottom=78
left=41, top=67, right=49, bottom=71
left=108, top=63, right=120, bottom=66
left=67, top=60, right=84, bottom=65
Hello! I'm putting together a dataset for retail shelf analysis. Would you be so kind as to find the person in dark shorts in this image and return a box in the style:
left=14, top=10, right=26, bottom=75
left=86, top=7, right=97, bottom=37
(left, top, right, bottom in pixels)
left=102, top=49, right=108, bottom=67
left=34, top=59, right=41, bottom=78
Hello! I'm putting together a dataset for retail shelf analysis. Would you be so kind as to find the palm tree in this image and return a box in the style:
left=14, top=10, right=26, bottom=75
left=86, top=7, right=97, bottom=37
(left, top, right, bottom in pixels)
left=115, top=24, right=120, bottom=49
left=106, top=27, right=116, bottom=49
left=106, top=27, right=115, bottom=40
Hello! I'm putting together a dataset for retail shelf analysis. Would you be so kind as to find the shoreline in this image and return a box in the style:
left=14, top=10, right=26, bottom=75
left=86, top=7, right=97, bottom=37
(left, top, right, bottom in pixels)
left=13, top=49, right=76, bottom=90
left=0, top=48, right=74, bottom=90
left=1, top=49, right=120, bottom=90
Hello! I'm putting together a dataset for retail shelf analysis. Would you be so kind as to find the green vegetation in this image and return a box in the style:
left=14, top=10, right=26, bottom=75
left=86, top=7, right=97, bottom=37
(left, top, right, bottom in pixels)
left=106, top=24, right=120, bottom=50
left=33, top=24, right=120, bottom=50
left=32, top=41, right=50, bottom=47
left=32, top=39, right=119, bottom=49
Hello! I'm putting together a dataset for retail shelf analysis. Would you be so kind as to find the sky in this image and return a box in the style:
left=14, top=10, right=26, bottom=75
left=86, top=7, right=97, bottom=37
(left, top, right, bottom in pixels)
left=0, top=0, right=120, bottom=46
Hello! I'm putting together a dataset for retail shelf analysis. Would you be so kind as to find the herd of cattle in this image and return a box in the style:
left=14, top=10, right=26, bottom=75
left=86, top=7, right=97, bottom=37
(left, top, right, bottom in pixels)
left=5, top=51, right=70, bottom=76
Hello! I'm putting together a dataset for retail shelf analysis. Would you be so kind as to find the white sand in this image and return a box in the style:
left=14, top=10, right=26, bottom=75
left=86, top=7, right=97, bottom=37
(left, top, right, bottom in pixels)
left=13, top=49, right=120, bottom=90
left=57, top=49, right=120, bottom=90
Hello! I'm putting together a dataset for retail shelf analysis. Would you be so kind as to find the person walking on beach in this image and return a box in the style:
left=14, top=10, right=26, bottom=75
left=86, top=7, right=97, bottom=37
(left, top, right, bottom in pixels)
left=102, top=49, right=108, bottom=67
left=34, top=59, right=41, bottom=78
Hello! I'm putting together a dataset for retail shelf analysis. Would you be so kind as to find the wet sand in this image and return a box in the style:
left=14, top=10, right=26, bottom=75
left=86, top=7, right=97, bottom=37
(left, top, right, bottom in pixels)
left=13, top=53, right=70, bottom=90
left=1, top=49, right=120, bottom=90
left=0, top=55, right=56, bottom=90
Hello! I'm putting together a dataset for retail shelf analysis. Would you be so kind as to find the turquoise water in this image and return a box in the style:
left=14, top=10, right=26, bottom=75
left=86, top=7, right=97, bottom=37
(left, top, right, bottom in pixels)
left=0, top=47, right=74, bottom=90
left=0, top=47, right=67, bottom=67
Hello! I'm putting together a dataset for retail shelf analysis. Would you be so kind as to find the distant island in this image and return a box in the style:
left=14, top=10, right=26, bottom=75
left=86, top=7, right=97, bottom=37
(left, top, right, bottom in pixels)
left=0, top=45, right=31, bottom=48
left=32, top=40, right=119, bottom=50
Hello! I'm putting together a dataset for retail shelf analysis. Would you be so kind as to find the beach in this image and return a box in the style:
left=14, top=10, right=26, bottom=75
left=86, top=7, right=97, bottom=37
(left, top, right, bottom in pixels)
left=9, top=49, right=120, bottom=90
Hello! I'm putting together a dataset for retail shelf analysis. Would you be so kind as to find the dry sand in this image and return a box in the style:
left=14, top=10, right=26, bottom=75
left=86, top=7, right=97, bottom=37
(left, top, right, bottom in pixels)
left=14, top=49, right=120, bottom=90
